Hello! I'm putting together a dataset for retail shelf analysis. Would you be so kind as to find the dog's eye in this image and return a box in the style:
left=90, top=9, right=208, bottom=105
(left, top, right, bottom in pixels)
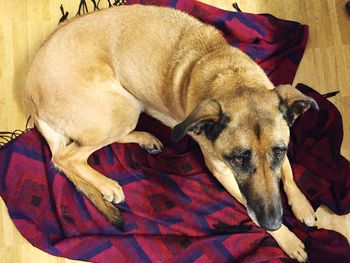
left=225, top=150, right=251, bottom=167
left=233, top=157, right=244, bottom=164
left=228, top=151, right=251, bottom=166
left=273, top=147, right=287, bottom=160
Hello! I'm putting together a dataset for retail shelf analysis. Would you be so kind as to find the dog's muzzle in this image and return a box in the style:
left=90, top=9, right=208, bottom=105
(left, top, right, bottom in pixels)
left=246, top=201, right=283, bottom=231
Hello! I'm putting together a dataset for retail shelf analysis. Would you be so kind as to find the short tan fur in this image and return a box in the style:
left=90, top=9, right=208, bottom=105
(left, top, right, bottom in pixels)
left=24, top=5, right=319, bottom=262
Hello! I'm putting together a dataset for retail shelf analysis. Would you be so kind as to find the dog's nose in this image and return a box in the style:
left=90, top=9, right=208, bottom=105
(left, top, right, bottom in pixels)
left=256, top=203, right=283, bottom=231
left=247, top=205, right=283, bottom=231
left=260, top=217, right=282, bottom=231
left=260, top=207, right=283, bottom=231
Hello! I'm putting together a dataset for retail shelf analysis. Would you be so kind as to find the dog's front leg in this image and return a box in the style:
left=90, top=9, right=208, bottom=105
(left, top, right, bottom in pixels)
left=117, top=131, right=164, bottom=154
left=281, top=157, right=316, bottom=227
left=202, top=152, right=308, bottom=262
left=266, top=224, right=307, bottom=262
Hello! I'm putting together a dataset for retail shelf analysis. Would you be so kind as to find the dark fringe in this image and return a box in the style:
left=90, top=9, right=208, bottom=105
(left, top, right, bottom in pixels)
left=322, top=91, right=340, bottom=99
left=58, top=4, right=69, bottom=25
left=59, top=0, right=126, bottom=24
left=0, top=116, right=32, bottom=150
left=232, top=3, right=242, bottom=13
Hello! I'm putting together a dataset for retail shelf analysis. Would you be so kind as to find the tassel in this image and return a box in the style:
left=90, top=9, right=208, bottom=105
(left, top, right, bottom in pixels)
left=322, top=91, right=340, bottom=98
left=58, top=4, right=69, bottom=25
left=76, top=0, right=89, bottom=16
left=0, top=117, right=31, bottom=149
left=232, top=2, right=242, bottom=13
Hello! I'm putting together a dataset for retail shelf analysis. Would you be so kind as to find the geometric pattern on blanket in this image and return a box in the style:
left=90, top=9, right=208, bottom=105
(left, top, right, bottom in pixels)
left=1, top=0, right=349, bottom=262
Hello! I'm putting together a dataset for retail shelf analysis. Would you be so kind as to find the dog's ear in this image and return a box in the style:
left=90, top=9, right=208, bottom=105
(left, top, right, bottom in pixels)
left=171, top=99, right=229, bottom=142
left=276, top=84, right=319, bottom=126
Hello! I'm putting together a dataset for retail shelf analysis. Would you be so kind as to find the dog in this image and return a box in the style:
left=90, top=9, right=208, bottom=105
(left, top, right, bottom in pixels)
left=24, top=5, right=318, bottom=262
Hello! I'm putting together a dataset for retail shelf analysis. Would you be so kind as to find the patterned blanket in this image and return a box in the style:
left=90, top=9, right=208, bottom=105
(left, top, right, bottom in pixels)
left=1, top=0, right=349, bottom=262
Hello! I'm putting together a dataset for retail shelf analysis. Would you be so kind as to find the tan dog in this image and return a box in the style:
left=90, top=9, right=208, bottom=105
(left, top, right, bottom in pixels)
left=24, top=5, right=318, bottom=262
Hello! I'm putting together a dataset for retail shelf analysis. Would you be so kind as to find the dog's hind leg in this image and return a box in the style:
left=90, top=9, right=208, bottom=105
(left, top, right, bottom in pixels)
left=281, top=157, right=316, bottom=227
left=36, top=118, right=124, bottom=227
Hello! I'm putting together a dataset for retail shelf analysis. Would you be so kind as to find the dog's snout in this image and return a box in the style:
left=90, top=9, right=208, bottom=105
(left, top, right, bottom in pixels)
left=246, top=197, right=283, bottom=231
left=259, top=215, right=282, bottom=231
left=257, top=202, right=283, bottom=231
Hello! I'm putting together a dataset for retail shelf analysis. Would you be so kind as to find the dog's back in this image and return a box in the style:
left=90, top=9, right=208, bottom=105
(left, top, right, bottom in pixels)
left=23, top=5, right=225, bottom=225
left=25, top=5, right=200, bottom=126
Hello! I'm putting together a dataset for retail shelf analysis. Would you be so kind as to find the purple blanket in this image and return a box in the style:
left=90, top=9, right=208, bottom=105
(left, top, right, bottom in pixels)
left=1, top=0, right=349, bottom=262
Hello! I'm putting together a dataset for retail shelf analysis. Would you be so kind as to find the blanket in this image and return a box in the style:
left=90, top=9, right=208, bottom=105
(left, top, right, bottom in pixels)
left=1, top=0, right=349, bottom=262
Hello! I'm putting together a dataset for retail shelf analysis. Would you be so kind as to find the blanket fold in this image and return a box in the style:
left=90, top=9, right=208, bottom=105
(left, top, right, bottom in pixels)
left=1, top=0, right=349, bottom=262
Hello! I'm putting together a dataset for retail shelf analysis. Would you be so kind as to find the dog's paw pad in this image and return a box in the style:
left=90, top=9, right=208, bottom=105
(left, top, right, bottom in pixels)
left=98, top=179, right=125, bottom=204
left=286, top=186, right=316, bottom=227
left=288, top=242, right=308, bottom=263
left=139, top=135, right=164, bottom=154
left=303, top=215, right=316, bottom=227
left=270, top=226, right=308, bottom=262
left=141, top=144, right=164, bottom=154
left=291, top=202, right=316, bottom=227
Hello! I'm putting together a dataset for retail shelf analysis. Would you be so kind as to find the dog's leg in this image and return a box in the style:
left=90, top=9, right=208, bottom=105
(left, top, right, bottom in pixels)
left=53, top=143, right=125, bottom=204
left=53, top=142, right=125, bottom=226
left=36, top=118, right=124, bottom=227
left=201, top=151, right=308, bottom=262
left=266, top=224, right=307, bottom=262
left=282, top=157, right=316, bottom=227
left=117, top=131, right=164, bottom=154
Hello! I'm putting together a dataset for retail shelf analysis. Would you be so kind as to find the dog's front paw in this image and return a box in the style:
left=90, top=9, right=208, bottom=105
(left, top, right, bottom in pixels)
left=97, top=177, right=125, bottom=204
left=140, top=134, right=164, bottom=154
left=268, top=225, right=308, bottom=262
left=285, top=185, right=316, bottom=227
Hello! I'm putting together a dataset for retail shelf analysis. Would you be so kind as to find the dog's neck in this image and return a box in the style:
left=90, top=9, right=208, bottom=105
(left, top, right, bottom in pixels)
left=163, top=24, right=274, bottom=122
left=182, top=47, right=274, bottom=118
left=162, top=24, right=226, bottom=120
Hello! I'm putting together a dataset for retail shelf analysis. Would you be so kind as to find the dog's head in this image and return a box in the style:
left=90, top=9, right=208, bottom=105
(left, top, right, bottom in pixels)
left=172, top=84, right=318, bottom=231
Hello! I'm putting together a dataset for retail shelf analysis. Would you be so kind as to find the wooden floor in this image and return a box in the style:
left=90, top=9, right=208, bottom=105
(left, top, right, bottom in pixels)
left=0, top=0, right=349, bottom=262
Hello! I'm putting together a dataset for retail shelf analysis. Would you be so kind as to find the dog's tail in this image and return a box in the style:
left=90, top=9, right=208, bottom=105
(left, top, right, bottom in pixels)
left=35, top=118, right=123, bottom=228
left=58, top=171, right=124, bottom=228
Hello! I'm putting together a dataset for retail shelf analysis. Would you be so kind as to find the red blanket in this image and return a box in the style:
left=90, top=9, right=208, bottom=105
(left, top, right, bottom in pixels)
left=1, top=0, right=349, bottom=262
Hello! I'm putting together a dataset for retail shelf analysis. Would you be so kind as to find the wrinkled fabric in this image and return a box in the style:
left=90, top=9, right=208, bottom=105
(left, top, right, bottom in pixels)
left=1, top=0, right=349, bottom=262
